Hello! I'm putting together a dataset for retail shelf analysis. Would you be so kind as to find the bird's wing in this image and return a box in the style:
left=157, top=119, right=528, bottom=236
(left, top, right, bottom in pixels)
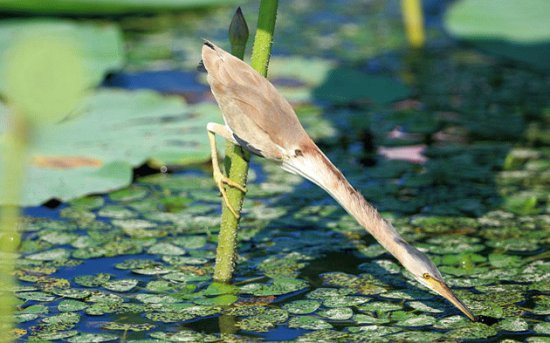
left=201, top=41, right=311, bottom=159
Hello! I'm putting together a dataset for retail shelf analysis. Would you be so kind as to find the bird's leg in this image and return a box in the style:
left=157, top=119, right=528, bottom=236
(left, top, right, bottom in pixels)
left=207, top=122, right=247, bottom=218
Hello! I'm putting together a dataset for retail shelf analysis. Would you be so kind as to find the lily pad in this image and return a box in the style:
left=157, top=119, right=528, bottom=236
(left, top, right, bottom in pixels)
left=239, top=277, right=309, bottom=296
left=147, top=243, right=186, bottom=256
left=448, top=322, right=498, bottom=339
left=103, top=279, right=139, bottom=292
left=103, top=323, right=155, bottom=331
left=58, top=300, right=89, bottom=312
left=67, top=333, right=118, bottom=342
left=357, top=301, right=402, bottom=312
left=42, top=312, right=80, bottom=325
left=283, top=300, right=321, bottom=314
left=74, top=274, right=112, bottom=288
left=52, top=288, right=91, bottom=299
left=0, top=91, right=219, bottom=206
left=0, top=19, right=122, bottom=94
left=534, top=322, right=550, bottom=335
left=26, top=248, right=71, bottom=261
left=16, top=291, right=56, bottom=302
left=318, top=307, right=354, bottom=320
left=314, top=67, right=410, bottom=105
left=498, top=317, right=529, bottom=332
left=237, top=308, right=289, bottom=332
left=398, top=314, right=436, bottom=327
left=445, top=0, right=550, bottom=71
left=194, top=294, right=238, bottom=306
left=150, top=330, right=218, bottom=342
left=288, top=316, right=333, bottom=330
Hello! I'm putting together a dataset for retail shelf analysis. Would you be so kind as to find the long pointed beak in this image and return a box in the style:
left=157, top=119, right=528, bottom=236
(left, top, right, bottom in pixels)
left=427, top=278, right=476, bottom=321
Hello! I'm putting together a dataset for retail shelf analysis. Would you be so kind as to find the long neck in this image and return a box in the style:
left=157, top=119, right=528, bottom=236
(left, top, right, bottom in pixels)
left=283, top=145, right=407, bottom=259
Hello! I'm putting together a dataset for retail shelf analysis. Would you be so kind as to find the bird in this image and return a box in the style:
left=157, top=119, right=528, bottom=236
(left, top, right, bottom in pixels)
left=200, top=40, right=476, bottom=321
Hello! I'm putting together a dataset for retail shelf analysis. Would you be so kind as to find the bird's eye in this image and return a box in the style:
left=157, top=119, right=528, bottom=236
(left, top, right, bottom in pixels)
left=422, top=273, right=431, bottom=279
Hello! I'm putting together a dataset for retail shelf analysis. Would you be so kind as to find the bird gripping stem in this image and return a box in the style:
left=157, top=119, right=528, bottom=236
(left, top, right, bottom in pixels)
left=213, top=2, right=279, bottom=283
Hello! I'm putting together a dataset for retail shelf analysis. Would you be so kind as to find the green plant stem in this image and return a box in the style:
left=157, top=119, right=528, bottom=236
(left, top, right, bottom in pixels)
left=213, top=2, right=278, bottom=283
left=213, top=142, right=249, bottom=283
left=213, top=8, right=251, bottom=283
left=0, top=114, right=28, bottom=342
left=250, top=0, right=278, bottom=75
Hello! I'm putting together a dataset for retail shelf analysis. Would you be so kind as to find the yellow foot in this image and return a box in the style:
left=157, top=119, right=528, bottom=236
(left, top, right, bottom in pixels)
left=213, top=170, right=247, bottom=218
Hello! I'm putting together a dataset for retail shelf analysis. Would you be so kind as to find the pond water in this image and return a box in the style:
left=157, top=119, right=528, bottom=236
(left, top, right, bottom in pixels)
left=13, top=0, right=550, bottom=341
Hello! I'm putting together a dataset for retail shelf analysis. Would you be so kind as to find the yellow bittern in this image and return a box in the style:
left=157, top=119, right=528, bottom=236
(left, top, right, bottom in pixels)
left=201, top=41, right=475, bottom=321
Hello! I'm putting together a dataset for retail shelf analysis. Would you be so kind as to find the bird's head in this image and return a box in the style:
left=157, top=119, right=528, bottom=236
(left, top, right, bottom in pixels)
left=395, top=241, right=476, bottom=321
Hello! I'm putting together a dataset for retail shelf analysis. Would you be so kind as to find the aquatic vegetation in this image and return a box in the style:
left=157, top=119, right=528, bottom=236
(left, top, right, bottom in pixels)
left=6, top=0, right=550, bottom=341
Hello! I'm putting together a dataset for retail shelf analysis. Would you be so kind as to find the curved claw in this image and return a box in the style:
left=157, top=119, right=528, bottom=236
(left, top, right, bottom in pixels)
left=213, top=170, right=246, bottom=218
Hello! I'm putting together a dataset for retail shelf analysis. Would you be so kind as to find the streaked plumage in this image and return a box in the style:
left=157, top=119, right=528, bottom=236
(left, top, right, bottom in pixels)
left=201, top=41, right=475, bottom=321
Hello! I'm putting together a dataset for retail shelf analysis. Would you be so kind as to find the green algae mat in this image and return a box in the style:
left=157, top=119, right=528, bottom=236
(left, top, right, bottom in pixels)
left=10, top=0, right=550, bottom=341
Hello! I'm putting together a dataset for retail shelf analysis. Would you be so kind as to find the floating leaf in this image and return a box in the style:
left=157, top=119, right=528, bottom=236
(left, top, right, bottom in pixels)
left=0, top=91, right=219, bottom=205
left=318, top=307, right=354, bottom=320
left=353, top=313, right=390, bottom=325
left=146, top=280, right=180, bottom=293
left=498, top=317, right=529, bottom=332
left=103, top=323, right=155, bottom=331
left=194, top=294, right=237, bottom=306
left=136, top=294, right=180, bottom=304
left=115, top=259, right=159, bottom=270
left=42, top=312, right=80, bottom=325
left=145, top=312, right=196, bottom=323
left=20, top=304, right=48, bottom=315
left=150, top=330, right=218, bottom=342
left=108, top=186, right=148, bottom=202
left=237, top=308, right=289, bottom=332
left=306, top=288, right=354, bottom=300
left=58, top=300, right=89, bottom=312
left=162, top=256, right=209, bottom=266
left=0, top=20, right=122, bottom=93
left=324, top=296, right=369, bottom=308
left=357, top=301, right=402, bottom=313
left=171, top=236, right=208, bottom=249
left=314, top=68, right=410, bottom=105
left=103, top=279, right=139, bottom=292
left=74, top=274, right=112, bottom=288
left=34, top=330, right=79, bottom=340
left=87, top=291, right=124, bottom=304
left=84, top=303, right=116, bottom=316
left=16, top=313, right=38, bottom=323
left=67, top=333, right=118, bottom=342
left=283, top=300, right=321, bottom=314
left=445, top=0, right=550, bottom=71
left=398, top=314, right=436, bottom=327
left=26, top=248, right=71, bottom=261
left=288, top=316, right=333, bottom=330
left=239, top=277, right=308, bottom=296
left=448, top=322, right=498, bottom=339
left=147, top=243, right=186, bottom=256
left=16, top=291, right=56, bottom=302
left=407, top=301, right=445, bottom=314
left=534, top=322, right=550, bottom=335
left=52, top=288, right=91, bottom=299
left=203, top=282, right=238, bottom=296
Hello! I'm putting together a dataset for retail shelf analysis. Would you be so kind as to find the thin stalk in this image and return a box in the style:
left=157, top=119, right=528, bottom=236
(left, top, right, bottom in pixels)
left=401, top=0, right=425, bottom=48
left=213, top=2, right=279, bottom=283
left=0, top=113, right=27, bottom=342
left=250, top=0, right=278, bottom=75
left=213, top=7, right=251, bottom=283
